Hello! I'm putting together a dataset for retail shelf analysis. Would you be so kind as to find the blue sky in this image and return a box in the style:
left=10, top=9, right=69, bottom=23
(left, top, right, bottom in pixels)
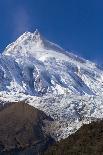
left=0, top=0, right=103, bottom=64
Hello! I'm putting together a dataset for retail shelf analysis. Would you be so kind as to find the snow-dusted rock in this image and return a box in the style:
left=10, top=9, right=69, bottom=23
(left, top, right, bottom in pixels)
left=0, top=30, right=103, bottom=140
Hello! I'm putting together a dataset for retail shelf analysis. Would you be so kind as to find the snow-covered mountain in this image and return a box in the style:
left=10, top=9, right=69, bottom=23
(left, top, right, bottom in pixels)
left=0, top=29, right=103, bottom=140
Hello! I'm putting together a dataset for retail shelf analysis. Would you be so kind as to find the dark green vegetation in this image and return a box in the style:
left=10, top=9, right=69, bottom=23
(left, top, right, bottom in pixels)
left=0, top=102, right=54, bottom=155
left=44, top=121, right=103, bottom=155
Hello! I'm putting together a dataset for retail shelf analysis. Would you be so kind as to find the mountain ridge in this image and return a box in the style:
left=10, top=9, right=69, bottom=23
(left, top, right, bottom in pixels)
left=0, top=101, right=54, bottom=154
left=0, top=30, right=103, bottom=140
left=44, top=120, right=103, bottom=155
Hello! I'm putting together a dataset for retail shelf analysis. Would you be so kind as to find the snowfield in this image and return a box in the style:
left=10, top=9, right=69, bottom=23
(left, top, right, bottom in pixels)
left=0, top=29, right=103, bottom=140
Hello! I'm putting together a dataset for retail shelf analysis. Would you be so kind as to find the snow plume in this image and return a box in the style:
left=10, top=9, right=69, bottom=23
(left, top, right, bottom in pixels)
left=12, top=7, right=31, bottom=38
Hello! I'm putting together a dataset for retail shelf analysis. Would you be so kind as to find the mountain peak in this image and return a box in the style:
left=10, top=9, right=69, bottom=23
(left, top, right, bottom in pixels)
left=4, top=30, right=44, bottom=54
left=34, top=29, right=41, bottom=36
left=18, top=29, right=43, bottom=45
left=32, top=29, right=44, bottom=48
left=1, top=29, right=103, bottom=142
left=4, top=29, right=65, bottom=57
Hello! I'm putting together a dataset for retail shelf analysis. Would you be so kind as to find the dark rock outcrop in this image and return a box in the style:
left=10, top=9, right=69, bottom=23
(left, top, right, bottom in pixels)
left=0, top=102, right=54, bottom=155
left=44, top=120, right=103, bottom=155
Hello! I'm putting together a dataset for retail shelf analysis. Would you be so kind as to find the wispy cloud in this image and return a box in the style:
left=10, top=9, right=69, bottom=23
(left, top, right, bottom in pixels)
left=12, top=6, right=31, bottom=39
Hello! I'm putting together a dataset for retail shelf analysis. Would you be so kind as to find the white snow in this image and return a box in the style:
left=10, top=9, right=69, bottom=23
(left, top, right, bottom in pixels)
left=0, top=30, right=103, bottom=140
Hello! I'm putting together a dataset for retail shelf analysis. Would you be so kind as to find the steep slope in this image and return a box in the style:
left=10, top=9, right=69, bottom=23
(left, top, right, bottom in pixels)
left=0, top=101, right=54, bottom=154
left=44, top=120, right=103, bottom=155
left=2, top=29, right=103, bottom=96
left=0, top=30, right=103, bottom=140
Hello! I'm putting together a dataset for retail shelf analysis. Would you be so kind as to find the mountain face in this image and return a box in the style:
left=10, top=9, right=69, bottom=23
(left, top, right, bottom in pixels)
left=0, top=29, right=103, bottom=140
left=2, top=29, right=102, bottom=96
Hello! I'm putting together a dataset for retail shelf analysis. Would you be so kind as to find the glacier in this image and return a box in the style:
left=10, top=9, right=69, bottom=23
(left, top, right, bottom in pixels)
left=0, top=29, right=103, bottom=140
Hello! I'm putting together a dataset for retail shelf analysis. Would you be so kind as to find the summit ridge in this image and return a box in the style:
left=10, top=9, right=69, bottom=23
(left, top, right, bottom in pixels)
left=0, top=30, right=103, bottom=140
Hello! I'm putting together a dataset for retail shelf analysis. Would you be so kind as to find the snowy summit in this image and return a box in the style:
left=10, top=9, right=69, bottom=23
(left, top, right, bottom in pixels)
left=0, top=30, right=103, bottom=140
